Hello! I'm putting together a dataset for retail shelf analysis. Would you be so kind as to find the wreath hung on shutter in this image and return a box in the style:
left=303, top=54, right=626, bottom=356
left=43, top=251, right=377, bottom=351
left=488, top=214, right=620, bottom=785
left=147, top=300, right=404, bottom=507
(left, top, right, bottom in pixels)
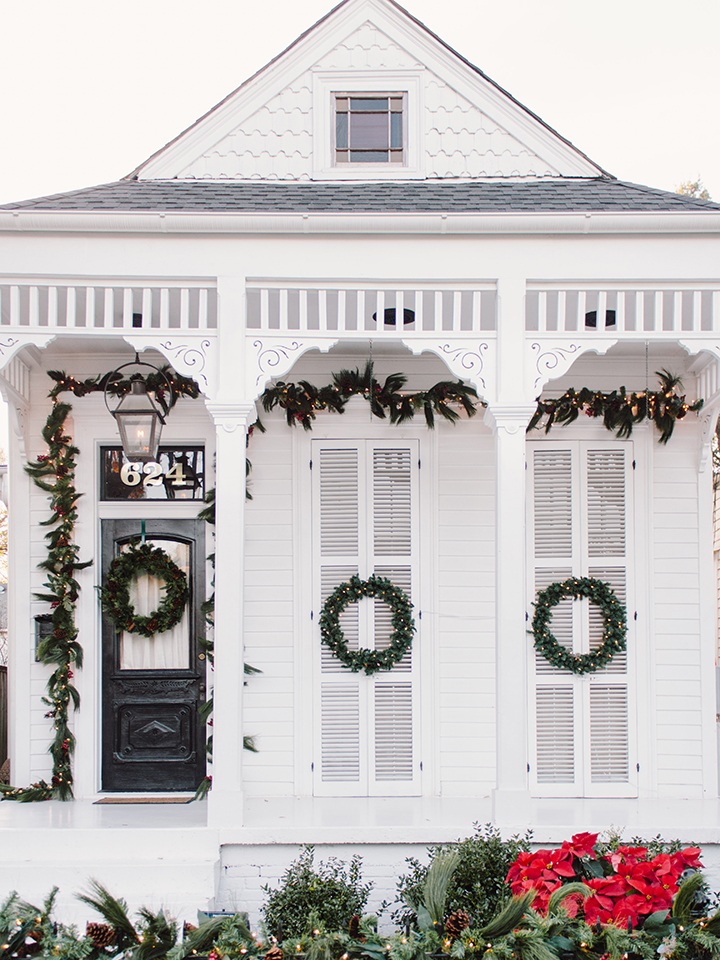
left=100, top=540, right=189, bottom=638
left=531, top=576, right=627, bottom=675
left=319, top=574, right=415, bottom=676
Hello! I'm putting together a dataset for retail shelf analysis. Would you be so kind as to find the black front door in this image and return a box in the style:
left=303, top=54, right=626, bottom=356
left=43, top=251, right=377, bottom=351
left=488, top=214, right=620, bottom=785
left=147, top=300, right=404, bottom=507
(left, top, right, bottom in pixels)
left=101, top=519, right=206, bottom=791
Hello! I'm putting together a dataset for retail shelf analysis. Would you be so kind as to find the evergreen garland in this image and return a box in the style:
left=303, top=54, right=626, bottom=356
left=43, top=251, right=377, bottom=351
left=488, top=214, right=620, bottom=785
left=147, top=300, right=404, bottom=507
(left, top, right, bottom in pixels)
left=261, top=360, right=480, bottom=430
left=528, top=369, right=703, bottom=443
left=531, top=577, right=627, bottom=674
left=1, top=367, right=199, bottom=803
left=99, top=541, right=189, bottom=638
left=319, top=574, right=415, bottom=675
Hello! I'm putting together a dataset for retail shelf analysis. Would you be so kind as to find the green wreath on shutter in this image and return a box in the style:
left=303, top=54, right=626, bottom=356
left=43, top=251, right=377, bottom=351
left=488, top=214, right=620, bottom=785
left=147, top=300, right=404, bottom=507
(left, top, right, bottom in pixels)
left=531, top=576, right=627, bottom=674
left=319, top=574, right=415, bottom=675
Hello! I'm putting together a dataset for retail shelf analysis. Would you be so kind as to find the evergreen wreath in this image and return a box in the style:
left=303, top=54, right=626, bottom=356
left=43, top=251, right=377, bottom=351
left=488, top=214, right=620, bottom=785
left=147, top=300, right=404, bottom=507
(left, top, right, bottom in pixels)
left=100, top=541, right=189, bottom=637
left=320, top=574, right=415, bottom=675
left=532, top=576, right=627, bottom=675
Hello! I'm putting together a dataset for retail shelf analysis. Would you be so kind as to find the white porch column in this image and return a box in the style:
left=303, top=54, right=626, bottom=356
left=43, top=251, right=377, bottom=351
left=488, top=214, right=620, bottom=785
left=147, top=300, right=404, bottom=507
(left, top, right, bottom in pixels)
left=485, top=406, right=535, bottom=823
left=487, top=273, right=536, bottom=822
left=206, top=403, right=255, bottom=826
left=205, top=274, right=256, bottom=827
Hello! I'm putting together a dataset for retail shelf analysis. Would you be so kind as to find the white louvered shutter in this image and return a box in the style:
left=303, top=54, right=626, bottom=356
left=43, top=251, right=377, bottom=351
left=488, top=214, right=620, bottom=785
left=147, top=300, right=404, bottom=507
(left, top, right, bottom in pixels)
left=313, top=440, right=420, bottom=796
left=528, top=442, right=635, bottom=798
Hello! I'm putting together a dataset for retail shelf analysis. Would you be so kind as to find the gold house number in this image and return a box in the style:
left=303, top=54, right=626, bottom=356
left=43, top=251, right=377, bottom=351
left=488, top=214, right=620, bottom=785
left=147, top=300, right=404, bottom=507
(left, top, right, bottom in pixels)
left=120, top=462, right=188, bottom=487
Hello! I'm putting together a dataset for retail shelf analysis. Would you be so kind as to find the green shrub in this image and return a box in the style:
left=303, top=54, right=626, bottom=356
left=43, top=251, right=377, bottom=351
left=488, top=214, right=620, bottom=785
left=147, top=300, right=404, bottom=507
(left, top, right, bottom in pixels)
left=393, top=823, right=532, bottom=930
left=261, top=846, right=372, bottom=939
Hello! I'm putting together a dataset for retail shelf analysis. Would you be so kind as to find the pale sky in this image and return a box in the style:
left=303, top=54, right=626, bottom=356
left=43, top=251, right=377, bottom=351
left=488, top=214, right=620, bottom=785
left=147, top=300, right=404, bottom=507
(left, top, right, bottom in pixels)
left=0, top=0, right=718, bottom=205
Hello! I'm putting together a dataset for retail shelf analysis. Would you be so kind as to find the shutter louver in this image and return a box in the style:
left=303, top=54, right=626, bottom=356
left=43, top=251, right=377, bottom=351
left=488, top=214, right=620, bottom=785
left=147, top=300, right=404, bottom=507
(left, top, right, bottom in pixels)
left=534, top=449, right=572, bottom=557
left=373, top=449, right=412, bottom=556
left=321, top=566, right=359, bottom=672
left=587, top=451, right=625, bottom=557
left=590, top=684, right=629, bottom=782
left=588, top=566, right=627, bottom=674
left=536, top=686, right=574, bottom=783
left=374, top=564, right=412, bottom=671
left=535, top=567, right=573, bottom=675
left=320, top=448, right=359, bottom=555
left=321, top=683, right=360, bottom=781
left=374, top=682, right=413, bottom=780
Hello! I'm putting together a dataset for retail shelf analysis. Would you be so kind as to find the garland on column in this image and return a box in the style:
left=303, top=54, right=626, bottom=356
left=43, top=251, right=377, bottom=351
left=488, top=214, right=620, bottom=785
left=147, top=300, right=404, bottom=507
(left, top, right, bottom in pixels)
left=193, top=488, right=260, bottom=802
left=528, top=369, right=703, bottom=443
left=0, top=367, right=199, bottom=803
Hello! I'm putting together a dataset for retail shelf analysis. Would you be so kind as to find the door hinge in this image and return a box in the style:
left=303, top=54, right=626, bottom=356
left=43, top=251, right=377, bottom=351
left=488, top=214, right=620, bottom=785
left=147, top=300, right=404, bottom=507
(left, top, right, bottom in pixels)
left=420, top=761, right=423, bottom=771
left=632, top=460, right=636, bottom=469
left=634, top=611, right=637, bottom=621
left=311, top=610, right=314, bottom=620
left=527, top=763, right=530, bottom=773
left=309, top=459, right=313, bottom=470
left=418, top=610, right=422, bottom=619
left=636, top=763, right=640, bottom=772
left=418, top=458, right=421, bottom=469
left=311, top=762, right=314, bottom=771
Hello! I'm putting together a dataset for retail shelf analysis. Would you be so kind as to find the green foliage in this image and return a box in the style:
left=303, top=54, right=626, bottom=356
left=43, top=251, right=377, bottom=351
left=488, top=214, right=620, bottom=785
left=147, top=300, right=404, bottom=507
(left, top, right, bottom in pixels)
left=394, top=824, right=532, bottom=930
left=262, top=846, right=372, bottom=939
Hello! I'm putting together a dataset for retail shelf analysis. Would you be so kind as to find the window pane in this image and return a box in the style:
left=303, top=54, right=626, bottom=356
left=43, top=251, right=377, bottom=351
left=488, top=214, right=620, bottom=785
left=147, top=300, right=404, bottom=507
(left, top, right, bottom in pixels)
left=350, top=112, right=388, bottom=149
left=336, top=113, right=348, bottom=149
left=351, top=151, right=389, bottom=163
left=390, top=113, right=402, bottom=149
left=350, top=98, right=387, bottom=111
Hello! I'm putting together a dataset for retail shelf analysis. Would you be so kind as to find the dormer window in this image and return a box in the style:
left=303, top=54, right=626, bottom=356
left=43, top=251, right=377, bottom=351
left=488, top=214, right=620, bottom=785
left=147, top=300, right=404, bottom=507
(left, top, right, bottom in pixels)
left=334, top=94, right=404, bottom=164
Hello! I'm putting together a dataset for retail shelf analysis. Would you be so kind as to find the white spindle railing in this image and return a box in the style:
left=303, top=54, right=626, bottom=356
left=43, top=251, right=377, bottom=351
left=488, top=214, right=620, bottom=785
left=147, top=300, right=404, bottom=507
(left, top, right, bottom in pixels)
left=527, top=283, right=720, bottom=335
left=0, top=280, right=217, bottom=331
left=246, top=281, right=496, bottom=335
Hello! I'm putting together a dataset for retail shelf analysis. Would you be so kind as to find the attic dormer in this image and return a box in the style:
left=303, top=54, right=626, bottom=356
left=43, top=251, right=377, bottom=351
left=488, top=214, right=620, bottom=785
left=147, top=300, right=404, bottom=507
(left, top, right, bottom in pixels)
left=130, top=0, right=606, bottom=183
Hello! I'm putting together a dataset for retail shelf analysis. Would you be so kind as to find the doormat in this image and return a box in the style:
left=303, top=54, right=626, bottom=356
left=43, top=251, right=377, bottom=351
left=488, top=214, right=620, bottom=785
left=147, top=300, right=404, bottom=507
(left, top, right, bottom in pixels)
left=94, top=797, right=193, bottom=804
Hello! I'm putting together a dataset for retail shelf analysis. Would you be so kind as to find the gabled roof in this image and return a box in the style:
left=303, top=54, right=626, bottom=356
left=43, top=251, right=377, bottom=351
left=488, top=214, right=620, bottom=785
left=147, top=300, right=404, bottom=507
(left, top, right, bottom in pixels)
left=126, top=0, right=609, bottom=183
left=3, top=179, right=719, bottom=213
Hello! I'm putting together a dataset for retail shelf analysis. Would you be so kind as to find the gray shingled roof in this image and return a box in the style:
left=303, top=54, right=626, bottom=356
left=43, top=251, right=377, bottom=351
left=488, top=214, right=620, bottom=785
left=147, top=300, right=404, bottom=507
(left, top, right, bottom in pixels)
left=2, top=179, right=719, bottom=213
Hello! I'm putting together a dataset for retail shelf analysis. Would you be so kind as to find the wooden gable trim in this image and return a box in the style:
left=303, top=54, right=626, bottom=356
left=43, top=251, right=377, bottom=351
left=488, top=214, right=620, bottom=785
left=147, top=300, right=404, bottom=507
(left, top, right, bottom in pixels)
left=128, top=0, right=608, bottom=182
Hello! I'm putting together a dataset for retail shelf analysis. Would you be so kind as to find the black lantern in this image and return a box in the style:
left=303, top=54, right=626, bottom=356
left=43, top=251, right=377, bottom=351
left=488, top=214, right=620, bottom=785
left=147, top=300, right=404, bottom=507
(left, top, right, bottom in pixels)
left=104, top=357, right=171, bottom=463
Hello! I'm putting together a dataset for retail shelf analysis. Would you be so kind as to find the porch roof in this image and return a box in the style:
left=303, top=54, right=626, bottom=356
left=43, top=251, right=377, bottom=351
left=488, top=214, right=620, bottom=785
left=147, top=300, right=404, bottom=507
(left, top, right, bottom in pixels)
left=2, top=178, right=719, bottom=214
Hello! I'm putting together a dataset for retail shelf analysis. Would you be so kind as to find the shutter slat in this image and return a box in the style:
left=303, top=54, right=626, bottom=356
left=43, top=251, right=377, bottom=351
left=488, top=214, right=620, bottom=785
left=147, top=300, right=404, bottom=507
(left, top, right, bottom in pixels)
left=534, top=449, right=572, bottom=558
left=374, top=449, right=412, bottom=555
left=590, top=684, right=629, bottom=782
left=587, top=450, right=625, bottom=557
left=320, top=449, right=359, bottom=555
left=322, top=683, right=360, bottom=781
left=375, top=682, right=413, bottom=780
left=536, top=686, right=574, bottom=783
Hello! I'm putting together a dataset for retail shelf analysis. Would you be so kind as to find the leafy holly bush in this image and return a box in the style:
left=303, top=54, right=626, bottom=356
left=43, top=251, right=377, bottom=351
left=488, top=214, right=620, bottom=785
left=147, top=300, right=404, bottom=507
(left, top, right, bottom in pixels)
left=393, top=823, right=532, bottom=930
left=261, top=846, right=372, bottom=939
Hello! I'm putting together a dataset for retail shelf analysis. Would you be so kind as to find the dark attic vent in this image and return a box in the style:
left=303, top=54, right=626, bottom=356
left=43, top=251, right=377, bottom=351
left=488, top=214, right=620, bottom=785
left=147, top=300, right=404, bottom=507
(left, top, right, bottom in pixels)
left=372, top=307, right=416, bottom=325
left=585, top=309, right=616, bottom=328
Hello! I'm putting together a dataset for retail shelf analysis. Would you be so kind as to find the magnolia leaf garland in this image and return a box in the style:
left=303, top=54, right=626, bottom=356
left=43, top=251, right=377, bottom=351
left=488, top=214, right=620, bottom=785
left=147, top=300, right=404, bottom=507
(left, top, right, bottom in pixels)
left=319, top=575, right=415, bottom=675
left=261, top=360, right=481, bottom=430
left=528, top=370, right=703, bottom=444
left=532, top=577, right=627, bottom=675
left=99, top=541, right=189, bottom=638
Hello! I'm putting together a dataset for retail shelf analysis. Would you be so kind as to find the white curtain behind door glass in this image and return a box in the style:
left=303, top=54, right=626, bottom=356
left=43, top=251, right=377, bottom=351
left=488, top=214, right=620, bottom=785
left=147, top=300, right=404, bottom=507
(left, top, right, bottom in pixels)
left=119, top=539, right=190, bottom=670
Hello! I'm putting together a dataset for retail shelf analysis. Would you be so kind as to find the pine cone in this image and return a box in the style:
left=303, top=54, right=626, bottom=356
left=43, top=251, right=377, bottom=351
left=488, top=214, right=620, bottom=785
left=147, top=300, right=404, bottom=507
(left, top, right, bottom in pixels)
left=444, top=910, right=470, bottom=940
left=86, top=922, right=117, bottom=947
left=266, top=946, right=284, bottom=960
left=348, top=915, right=360, bottom=939
left=183, top=922, right=198, bottom=938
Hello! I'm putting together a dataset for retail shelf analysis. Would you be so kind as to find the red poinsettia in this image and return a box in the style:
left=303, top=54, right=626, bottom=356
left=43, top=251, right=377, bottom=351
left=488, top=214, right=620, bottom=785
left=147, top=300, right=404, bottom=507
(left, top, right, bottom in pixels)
left=505, top=833, right=703, bottom=927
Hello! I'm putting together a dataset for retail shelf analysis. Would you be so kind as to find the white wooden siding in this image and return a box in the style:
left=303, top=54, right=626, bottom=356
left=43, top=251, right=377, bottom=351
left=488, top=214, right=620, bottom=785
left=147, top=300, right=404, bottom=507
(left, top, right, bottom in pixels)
left=436, top=426, right=496, bottom=794
left=652, top=433, right=705, bottom=796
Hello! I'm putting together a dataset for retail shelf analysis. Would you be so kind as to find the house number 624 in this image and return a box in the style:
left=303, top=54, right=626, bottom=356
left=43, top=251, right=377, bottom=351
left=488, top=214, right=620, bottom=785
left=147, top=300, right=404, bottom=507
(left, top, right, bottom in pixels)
left=120, top=462, right=187, bottom=487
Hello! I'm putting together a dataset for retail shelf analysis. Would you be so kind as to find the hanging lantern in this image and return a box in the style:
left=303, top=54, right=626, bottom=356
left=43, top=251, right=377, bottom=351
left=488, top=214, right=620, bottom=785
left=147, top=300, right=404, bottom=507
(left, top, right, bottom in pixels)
left=104, top=356, right=171, bottom=463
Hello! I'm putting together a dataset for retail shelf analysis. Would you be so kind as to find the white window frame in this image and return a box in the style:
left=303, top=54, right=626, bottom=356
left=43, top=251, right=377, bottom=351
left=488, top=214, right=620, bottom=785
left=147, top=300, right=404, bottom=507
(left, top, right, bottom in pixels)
left=526, top=437, right=640, bottom=799
left=312, top=71, right=424, bottom=179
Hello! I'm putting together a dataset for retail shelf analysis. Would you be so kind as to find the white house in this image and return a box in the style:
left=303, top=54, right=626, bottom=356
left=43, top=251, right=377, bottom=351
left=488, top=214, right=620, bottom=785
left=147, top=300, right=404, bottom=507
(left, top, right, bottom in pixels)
left=2, top=0, right=720, bottom=927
